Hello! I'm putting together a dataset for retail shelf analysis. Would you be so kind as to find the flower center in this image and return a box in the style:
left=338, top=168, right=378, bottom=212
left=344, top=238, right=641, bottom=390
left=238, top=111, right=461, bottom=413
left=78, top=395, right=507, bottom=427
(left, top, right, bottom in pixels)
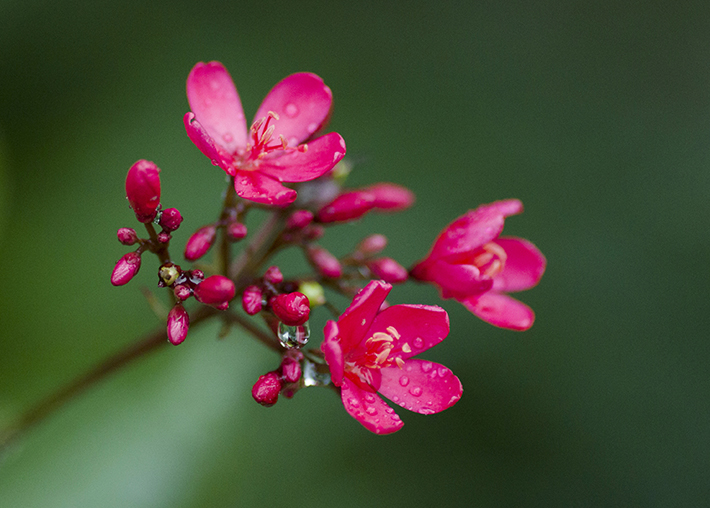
left=241, top=111, right=308, bottom=169
left=471, top=241, right=507, bottom=278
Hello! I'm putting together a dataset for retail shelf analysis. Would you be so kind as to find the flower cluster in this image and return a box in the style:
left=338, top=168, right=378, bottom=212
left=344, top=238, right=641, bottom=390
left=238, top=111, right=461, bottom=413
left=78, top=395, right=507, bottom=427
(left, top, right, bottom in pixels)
left=111, top=61, right=546, bottom=434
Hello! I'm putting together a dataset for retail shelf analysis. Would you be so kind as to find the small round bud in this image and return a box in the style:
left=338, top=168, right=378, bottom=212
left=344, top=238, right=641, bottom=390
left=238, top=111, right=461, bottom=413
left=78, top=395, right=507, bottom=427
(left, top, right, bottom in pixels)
left=173, top=284, right=191, bottom=301
left=286, top=210, right=314, bottom=230
left=316, top=190, right=376, bottom=223
left=184, top=225, right=216, bottom=261
left=270, top=292, right=310, bottom=326
left=159, top=208, right=183, bottom=232
left=157, top=232, right=171, bottom=243
left=357, top=234, right=388, bottom=256
left=226, top=222, right=247, bottom=240
left=252, top=371, right=281, bottom=407
left=167, top=305, right=189, bottom=345
left=125, top=160, right=161, bottom=223
left=117, top=228, right=138, bottom=246
left=159, top=263, right=181, bottom=286
left=367, top=257, right=409, bottom=283
left=193, top=275, right=235, bottom=309
left=111, top=251, right=141, bottom=286
left=190, top=269, right=204, bottom=281
left=242, top=285, right=263, bottom=315
left=367, top=183, right=415, bottom=211
left=307, top=246, right=342, bottom=278
left=264, top=266, right=283, bottom=285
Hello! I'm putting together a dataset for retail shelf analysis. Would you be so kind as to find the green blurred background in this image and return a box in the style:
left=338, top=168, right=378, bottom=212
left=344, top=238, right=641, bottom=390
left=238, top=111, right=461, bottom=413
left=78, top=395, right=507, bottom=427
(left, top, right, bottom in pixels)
left=1, top=1, right=708, bottom=506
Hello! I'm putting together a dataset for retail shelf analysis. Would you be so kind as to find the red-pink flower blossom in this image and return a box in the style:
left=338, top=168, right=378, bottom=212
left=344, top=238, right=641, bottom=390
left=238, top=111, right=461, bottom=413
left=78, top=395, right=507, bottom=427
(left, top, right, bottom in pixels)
left=321, top=281, right=462, bottom=435
left=411, top=199, right=546, bottom=331
left=125, top=160, right=161, bottom=223
left=184, top=61, right=346, bottom=206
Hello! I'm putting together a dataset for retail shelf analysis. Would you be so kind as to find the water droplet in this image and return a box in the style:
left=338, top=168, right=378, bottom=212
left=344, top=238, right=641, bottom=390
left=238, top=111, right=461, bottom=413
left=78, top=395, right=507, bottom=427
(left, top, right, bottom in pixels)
left=413, top=337, right=424, bottom=349
left=333, top=151, right=342, bottom=162
left=348, top=398, right=360, bottom=408
left=419, top=408, right=435, bottom=415
left=302, top=359, right=331, bottom=387
left=399, top=376, right=410, bottom=387
left=391, top=414, right=401, bottom=421
left=421, top=361, right=433, bottom=373
left=392, top=396, right=399, bottom=402
left=409, top=386, right=423, bottom=397
left=284, top=103, right=299, bottom=118
left=307, top=122, right=318, bottom=133
left=438, top=367, right=450, bottom=378
left=223, top=133, right=233, bottom=143
left=277, top=321, right=310, bottom=348
left=365, top=407, right=377, bottom=416
left=384, top=407, right=394, bottom=414
left=364, top=393, right=376, bottom=403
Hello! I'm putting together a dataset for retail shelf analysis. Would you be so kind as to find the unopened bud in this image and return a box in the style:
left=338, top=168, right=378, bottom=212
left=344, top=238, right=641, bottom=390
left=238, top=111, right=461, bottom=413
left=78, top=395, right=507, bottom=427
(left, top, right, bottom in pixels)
left=111, top=251, right=142, bottom=286
left=307, top=246, right=342, bottom=278
left=264, top=266, right=283, bottom=285
left=281, top=357, right=302, bottom=383
left=357, top=234, right=388, bottom=256
left=157, top=232, right=171, bottom=243
left=270, top=292, right=310, bottom=326
left=184, top=225, right=216, bottom=261
left=316, top=190, right=376, bottom=223
left=367, top=257, right=408, bottom=283
left=117, top=228, right=138, bottom=245
left=173, top=284, right=191, bottom=301
left=193, top=275, right=235, bottom=309
left=167, top=305, right=189, bottom=345
left=286, top=210, right=314, bottom=230
left=226, top=222, right=247, bottom=240
left=159, top=208, right=183, bottom=232
left=242, top=285, right=263, bottom=315
left=252, top=371, right=281, bottom=407
left=125, top=160, right=161, bottom=223
left=367, top=183, right=415, bottom=211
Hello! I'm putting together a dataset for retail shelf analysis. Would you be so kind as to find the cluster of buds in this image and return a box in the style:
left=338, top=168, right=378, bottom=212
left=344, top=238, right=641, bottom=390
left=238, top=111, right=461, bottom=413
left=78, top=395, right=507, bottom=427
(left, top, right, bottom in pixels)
left=251, top=350, right=305, bottom=406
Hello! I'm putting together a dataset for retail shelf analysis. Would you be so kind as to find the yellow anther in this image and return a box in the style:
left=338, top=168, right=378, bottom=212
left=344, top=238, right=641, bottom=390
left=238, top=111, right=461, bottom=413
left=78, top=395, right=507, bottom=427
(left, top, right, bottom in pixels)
left=395, top=357, right=405, bottom=369
left=401, top=343, right=412, bottom=354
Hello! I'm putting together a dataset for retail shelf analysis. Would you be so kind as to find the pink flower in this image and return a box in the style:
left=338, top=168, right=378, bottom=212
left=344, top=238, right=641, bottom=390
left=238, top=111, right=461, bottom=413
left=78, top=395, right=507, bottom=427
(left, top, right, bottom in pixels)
left=411, top=199, right=546, bottom=331
left=184, top=61, right=346, bottom=206
left=321, top=281, right=462, bottom=435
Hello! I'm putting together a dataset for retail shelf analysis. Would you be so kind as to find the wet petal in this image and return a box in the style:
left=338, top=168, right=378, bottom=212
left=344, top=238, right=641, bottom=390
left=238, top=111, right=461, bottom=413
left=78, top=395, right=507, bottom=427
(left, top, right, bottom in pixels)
left=258, top=132, right=346, bottom=182
left=415, top=259, right=493, bottom=300
left=368, top=304, right=449, bottom=359
left=186, top=61, right=248, bottom=153
left=254, top=73, right=333, bottom=146
left=492, top=237, right=547, bottom=292
left=337, top=281, right=391, bottom=352
left=233, top=170, right=296, bottom=206
left=462, top=292, right=535, bottom=331
left=184, top=113, right=235, bottom=175
left=379, top=359, right=462, bottom=415
left=340, top=377, right=403, bottom=435
left=321, top=321, right=344, bottom=386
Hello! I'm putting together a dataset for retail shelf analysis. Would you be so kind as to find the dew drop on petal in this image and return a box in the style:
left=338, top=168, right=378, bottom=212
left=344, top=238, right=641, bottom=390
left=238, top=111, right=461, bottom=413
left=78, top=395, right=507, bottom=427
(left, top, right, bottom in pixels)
left=438, top=366, right=450, bottom=378
left=391, top=413, right=401, bottom=421
left=285, top=103, right=299, bottom=118
left=364, top=393, right=376, bottom=403
left=419, top=408, right=435, bottom=415
left=399, top=375, right=410, bottom=387
left=409, top=386, right=423, bottom=397
left=366, top=407, right=378, bottom=416
left=421, top=361, right=433, bottom=373
left=333, top=152, right=342, bottom=162
left=392, top=396, right=399, bottom=402
left=223, top=133, right=233, bottom=143
left=384, top=406, right=394, bottom=414
left=307, top=122, right=318, bottom=134
left=348, top=398, right=360, bottom=408
left=413, top=337, right=424, bottom=349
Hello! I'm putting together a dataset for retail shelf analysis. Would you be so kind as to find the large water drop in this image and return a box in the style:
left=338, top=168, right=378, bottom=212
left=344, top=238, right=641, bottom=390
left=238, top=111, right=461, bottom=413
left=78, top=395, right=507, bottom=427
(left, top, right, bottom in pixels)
left=277, top=321, right=310, bottom=348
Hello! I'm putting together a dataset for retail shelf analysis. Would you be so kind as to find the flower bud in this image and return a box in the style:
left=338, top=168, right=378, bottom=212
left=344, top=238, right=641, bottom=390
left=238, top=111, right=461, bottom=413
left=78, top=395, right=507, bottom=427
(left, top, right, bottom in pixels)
left=367, top=183, right=415, bottom=211
left=281, top=357, right=302, bottom=383
left=226, top=222, right=247, bottom=240
left=367, top=257, right=409, bottom=283
left=193, top=275, right=235, bottom=308
left=270, top=292, right=310, bottom=326
left=111, top=251, right=141, bottom=286
left=356, top=234, right=388, bottom=256
left=316, top=190, right=376, bottom=223
left=117, top=228, right=138, bottom=245
left=286, top=210, right=314, bottom=230
left=252, top=371, right=281, bottom=407
left=125, top=160, right=161, bottom=223
left=242, top=285, right=263, bottom=315
left=159, top=208, right=183, bottom=232
left=167, top=305, right=189, bottom=345
left=307, top=246, right=342, bottom=278
left=303, top=225, right=324, bottom=240
left=157, top=232, right=171, bottom=243
left=263, top=266, right=283, bottom=285
left=184, top=225, right=216, bottom=261
left=173, top=284, right=191, bottom=301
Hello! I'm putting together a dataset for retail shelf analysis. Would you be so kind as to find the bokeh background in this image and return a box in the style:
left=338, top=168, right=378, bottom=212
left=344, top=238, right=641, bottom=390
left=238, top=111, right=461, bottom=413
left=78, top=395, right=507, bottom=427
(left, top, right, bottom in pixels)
left=1, top=1, right=708, bottom=506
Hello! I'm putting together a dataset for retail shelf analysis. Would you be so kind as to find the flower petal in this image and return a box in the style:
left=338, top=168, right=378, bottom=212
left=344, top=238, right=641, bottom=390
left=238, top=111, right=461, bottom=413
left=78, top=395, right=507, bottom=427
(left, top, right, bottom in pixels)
left=492, top=237, right=547, bottom=292
left=186, top=61, right=248, bottom=153
left=184, top=113, right=235, bottom=175
left=233, top=170, right=297, bottom=206
left=337, top=280, right=391, bottom=352
left=412, top=259, right=493, bottom=300
left=321, top=320, right=344, bottom=386
left=340, top=377, right=403, bottom=435
left=368, top=304, right=449, bottom=359
left=258, top=132, right=346, bottom=182
left=462, top=292, right=535, bottom=331
left=379, top=359, right=462, bottom=415
left=254, top=73, right=333, bottom=146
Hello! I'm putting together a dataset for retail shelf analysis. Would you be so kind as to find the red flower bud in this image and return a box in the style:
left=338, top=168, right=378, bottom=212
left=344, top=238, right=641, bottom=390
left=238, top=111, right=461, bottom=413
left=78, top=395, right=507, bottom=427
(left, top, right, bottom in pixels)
left=167, top=305, right=189, bottom=345
left=357, top=234, right=388, bottom=256
left=159, top=208, right=183, bottom=231
left=316, top=190, right=376, bottom=223
left=264, top=266, right=283, bottom=285
left=281, top=357, right=302, bottom=384
left=252, top=371, right=281, bottom=407
left=173, top=284, right=192, bottom=301
left=303, top=225, right=324, bottom=240
left=125, top=160, right=161, bottom=223
left=184, top=225, right=216, bottom=261
left=307, top=246, right=342, bottom=278
left=271, top=292, right=310, bottom=326
left=226, top=222, right=247, bottom=240
left=367, top=257, right=409, bottom=283
left=193, top=275, right=235, bottom=309
left=242, top=285, right=263, bottom=315
left=117, top=228, right=138, bottom=245
left=110, top=251, right=141, bottom=286
left=286, top=210, right=314, bottom=230
left=367, top=183, right=415, bottom=211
